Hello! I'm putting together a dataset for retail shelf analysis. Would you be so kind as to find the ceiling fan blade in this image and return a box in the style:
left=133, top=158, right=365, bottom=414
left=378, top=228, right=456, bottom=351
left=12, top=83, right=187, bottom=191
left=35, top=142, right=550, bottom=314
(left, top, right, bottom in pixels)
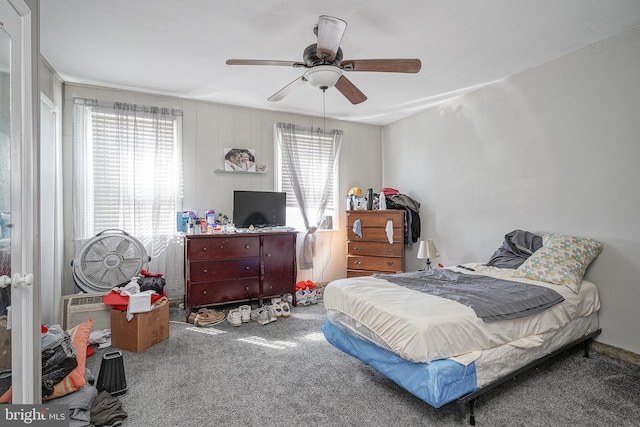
left=268, top=76, right=307, bottom=102
left=316, top=15, right=347, bottom=62
left=226, top=59, right=305, bottom=67
left=341, top=59, right=422, bottom=73
left=334, top=75, right=367, bottom=105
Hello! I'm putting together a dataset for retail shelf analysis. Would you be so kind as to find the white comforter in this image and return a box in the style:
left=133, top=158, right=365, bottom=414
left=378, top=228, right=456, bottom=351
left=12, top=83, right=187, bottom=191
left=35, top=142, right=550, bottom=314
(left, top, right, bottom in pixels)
left=323, top=263, right=600, bottom=364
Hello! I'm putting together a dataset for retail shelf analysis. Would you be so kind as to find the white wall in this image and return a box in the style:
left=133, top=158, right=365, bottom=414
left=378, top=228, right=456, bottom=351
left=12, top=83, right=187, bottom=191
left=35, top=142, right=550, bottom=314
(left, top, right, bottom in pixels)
left=61, top=84, right=383, bottom=295
left=383, top=26, right=640, bottom=354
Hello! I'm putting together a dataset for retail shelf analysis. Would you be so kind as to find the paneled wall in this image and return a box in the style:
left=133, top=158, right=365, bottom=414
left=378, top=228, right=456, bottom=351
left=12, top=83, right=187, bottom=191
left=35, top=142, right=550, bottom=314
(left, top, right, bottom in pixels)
left=61, top=83, right=383, bottom=295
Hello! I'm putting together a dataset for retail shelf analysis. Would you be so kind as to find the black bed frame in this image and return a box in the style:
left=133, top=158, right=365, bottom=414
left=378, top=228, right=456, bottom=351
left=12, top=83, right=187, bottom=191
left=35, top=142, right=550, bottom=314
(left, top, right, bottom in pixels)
left=455, top=329, right=602, bottom=425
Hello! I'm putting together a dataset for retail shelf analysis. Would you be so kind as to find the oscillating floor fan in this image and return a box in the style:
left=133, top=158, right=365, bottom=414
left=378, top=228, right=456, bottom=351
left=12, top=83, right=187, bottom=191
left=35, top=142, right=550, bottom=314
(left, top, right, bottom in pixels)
left=72, top=229, right=149, bottom=293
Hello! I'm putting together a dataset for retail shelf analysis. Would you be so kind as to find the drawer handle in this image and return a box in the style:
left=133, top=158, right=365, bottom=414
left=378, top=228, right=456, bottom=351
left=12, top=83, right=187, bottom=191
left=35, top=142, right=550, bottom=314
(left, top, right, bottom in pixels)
left=354, top=260, right=361, bottom=265
left=245, top=244, right=250, bottom=249
left=387, top=261, right=394, bottom=267
left=266, top=253, right=271, bottom=257
left=202, top=247, right=208, bottom=252
left=245, top=266, right=250, bottom=270
left=202, top=290, right=207, bottom=295
left=203, top=269, right=208, bottom=274
left=353, top=246, right=361, bottom=251
left=387, top=247, right=393, bottom=252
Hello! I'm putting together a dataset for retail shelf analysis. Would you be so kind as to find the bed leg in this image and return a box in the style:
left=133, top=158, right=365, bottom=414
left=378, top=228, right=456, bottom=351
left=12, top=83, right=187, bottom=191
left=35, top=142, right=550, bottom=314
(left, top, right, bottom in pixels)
left=468, top=398, right=476, bottom=425
left=583, top=339, right=591, bottom=358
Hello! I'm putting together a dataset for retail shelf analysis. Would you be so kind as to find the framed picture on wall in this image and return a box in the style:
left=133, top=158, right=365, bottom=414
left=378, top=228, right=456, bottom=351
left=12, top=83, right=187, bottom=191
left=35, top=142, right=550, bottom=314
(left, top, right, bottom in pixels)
left=224, top=148, right=257, bottom=172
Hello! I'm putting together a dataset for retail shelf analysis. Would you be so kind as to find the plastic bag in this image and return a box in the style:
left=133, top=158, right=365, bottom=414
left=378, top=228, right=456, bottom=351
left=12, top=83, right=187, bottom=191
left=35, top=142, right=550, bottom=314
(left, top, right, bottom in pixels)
left=41, top=326, right=78, bottom=397
left=138, top=276, right=166, bottom=294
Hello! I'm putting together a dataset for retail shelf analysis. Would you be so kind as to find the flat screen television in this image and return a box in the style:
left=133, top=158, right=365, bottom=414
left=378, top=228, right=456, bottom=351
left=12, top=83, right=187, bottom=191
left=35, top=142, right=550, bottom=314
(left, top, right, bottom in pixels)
left=233, top=190, right=286, bottom=228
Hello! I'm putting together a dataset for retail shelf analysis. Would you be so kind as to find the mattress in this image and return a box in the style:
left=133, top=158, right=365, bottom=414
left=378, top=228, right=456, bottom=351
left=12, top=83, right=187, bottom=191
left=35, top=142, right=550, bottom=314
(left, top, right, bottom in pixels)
left=322, top=312, right=599, bottom=408
left=323, top=263, right=600, bottom=363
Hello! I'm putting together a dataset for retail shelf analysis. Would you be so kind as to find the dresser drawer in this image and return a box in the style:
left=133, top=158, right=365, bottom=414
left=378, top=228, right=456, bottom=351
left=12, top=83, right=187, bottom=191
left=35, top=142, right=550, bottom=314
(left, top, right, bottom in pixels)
left=346, top=269, right=377, bottom=278
left=347, top=255, right=403, bottom=273
left=347, top=226, right=403, bottom=243
left=347, top=241, right=403, bottom=257
left=189, top=258, right=259, bottom=282
left=347, top=210, right=404, bottom=228
left=189, top=279, right=260, bottom=306
left=188, top=236, right=260, bottom=260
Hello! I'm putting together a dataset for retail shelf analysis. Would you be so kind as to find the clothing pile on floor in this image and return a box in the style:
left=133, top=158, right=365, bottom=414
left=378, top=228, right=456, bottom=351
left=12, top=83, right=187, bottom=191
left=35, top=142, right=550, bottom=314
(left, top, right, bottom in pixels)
left=50, top=380, right=128, bottom=427
left=0, top=320, right=128, bottom=427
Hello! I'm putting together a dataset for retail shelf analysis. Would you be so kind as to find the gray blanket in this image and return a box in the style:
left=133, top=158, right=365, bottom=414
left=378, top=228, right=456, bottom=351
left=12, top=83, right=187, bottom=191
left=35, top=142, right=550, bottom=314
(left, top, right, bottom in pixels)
left=374, top=269, right=564, bottom=322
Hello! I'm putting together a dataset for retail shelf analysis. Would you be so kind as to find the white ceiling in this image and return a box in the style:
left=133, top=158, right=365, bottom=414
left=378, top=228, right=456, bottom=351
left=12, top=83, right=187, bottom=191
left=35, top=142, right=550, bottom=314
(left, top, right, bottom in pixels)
left=40, top=1, right=640, bottom=126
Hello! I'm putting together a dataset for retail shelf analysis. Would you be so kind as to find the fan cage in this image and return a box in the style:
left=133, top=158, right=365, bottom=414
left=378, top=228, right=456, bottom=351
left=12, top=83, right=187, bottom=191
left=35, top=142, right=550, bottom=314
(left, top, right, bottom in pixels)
left=73, top=230, right=148, bottom=293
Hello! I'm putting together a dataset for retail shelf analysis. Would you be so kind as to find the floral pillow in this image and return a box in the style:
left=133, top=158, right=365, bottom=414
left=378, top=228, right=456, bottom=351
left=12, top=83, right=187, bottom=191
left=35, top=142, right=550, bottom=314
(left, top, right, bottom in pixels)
left=514, top=234, right=602, bottom=293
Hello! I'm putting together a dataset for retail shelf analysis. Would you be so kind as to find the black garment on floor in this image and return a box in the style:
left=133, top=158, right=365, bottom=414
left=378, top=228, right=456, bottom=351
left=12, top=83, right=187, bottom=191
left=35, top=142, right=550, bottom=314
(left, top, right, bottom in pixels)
left=90, top=390, right=128, bottom=426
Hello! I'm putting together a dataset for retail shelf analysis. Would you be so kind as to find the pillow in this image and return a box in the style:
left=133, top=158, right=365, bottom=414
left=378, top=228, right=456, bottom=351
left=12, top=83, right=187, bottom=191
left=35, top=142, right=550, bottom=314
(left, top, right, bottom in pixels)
left=43, top=318, right=93, bottom=400
left=486, top=229, right=543, bottom=269
left=514, top=234, right=602, bottom=293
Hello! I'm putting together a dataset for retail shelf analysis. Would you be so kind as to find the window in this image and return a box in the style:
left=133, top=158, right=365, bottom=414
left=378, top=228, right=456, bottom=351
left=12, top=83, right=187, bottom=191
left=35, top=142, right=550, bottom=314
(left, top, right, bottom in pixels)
left=274, top=123, right=342, bottom=232
left=72, top=98, right=183, bottom=276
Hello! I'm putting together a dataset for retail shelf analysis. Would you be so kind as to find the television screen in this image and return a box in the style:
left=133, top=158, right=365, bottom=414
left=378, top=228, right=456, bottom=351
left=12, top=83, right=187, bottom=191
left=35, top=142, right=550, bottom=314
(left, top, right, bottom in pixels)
left=233, top=190, right=286, bottom=228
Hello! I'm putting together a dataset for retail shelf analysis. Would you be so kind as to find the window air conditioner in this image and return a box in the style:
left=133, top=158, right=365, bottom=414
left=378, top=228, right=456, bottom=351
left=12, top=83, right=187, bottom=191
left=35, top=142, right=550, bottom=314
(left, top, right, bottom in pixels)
left=59, top=293, right=111, bottom=331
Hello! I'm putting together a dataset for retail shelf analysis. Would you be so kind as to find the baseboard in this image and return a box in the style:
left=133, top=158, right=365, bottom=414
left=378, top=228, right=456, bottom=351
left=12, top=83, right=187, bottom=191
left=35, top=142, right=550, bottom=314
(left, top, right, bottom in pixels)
left=593, top=341, right=640, bottom=366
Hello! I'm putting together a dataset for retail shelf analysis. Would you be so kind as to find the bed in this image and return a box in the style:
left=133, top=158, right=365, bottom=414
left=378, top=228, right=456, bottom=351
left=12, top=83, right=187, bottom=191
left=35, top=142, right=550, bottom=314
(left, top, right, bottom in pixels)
left=322, top=232, right=603, bottom=424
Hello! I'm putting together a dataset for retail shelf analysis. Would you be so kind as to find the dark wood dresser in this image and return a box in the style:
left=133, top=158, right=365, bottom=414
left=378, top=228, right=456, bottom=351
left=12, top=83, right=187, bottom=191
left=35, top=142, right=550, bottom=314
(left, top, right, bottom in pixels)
left=346, top=210, right=405, bottom=277
left=184, top=231, right=297, bottom=319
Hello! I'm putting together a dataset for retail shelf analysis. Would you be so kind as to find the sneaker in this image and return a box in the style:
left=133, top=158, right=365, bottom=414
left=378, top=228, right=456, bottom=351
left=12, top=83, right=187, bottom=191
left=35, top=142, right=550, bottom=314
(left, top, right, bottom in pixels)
left=195, top=309, right=226, bottom=327
left=265, top=305, right=277, bottom=323
left=251, top=307, right=269, bottom=325
left=227, top=309, right=242, bottom=327
left=239, top=305, right=252, bottom=323
left=280, top=302, right=291, bottom=318
left=273, top=302, right=283, bottom=318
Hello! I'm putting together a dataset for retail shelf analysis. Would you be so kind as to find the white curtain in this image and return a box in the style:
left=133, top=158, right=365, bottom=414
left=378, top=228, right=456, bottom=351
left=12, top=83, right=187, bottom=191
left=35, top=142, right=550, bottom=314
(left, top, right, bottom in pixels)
left=275, top=122, right=342, bottom=269
left=72, top=98, right=183, bottom=289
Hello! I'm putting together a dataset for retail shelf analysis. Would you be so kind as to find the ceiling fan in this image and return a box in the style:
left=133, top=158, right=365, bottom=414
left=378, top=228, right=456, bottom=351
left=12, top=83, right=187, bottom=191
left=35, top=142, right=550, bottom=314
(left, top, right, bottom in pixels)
left=226, top=15, right=421, bottom=105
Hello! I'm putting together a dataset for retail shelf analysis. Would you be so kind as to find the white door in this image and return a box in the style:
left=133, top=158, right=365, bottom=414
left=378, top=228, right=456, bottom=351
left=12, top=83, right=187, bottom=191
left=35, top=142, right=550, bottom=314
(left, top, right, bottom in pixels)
left=0, top=0, right=39, bottom=404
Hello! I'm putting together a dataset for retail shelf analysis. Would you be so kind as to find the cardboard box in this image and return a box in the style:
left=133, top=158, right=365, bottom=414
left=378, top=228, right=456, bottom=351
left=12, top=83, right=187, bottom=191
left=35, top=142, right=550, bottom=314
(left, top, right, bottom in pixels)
left=110, top=302, right=169, bottom=353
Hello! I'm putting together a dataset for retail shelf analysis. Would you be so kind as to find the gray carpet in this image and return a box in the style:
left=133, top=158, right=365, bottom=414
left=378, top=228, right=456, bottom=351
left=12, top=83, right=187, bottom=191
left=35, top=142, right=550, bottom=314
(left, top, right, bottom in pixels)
left=86, top=302, right=640, bottom=427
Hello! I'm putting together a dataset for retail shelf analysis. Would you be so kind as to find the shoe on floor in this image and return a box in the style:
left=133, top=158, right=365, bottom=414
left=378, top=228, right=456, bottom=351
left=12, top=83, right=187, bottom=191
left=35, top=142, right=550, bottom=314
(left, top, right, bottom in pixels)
left=251, top=307, right=270, bottom=325
left=195, top=309, right=226, bottom=327
left=273, top=302, right=283, bottom=318
left=280, top=302, right=291, bottom=318
left=239, top=305, right=252, bottom=323
left=227, top=308, right=242, bottom=327
left=265, top=305, right=277, bottom=323
left=188, top=308, right=214, bottom=324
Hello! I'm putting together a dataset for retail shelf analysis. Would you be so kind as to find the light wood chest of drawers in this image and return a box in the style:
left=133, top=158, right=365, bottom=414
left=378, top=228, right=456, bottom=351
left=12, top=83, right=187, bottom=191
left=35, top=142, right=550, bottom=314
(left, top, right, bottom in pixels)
left=346, top=210, right=405, bottom=278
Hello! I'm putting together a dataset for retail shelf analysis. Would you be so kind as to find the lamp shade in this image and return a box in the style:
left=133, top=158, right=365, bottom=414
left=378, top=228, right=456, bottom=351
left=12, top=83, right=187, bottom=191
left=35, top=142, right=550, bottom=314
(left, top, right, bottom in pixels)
left=417, top=240, right=439, bottom=260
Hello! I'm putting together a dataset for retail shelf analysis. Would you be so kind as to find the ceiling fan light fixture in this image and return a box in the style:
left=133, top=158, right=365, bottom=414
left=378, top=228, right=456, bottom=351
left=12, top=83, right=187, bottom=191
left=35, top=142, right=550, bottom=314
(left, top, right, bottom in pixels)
left=304, top=65, right=343, bottom=89
left=316, top=15, right=347, bottom=61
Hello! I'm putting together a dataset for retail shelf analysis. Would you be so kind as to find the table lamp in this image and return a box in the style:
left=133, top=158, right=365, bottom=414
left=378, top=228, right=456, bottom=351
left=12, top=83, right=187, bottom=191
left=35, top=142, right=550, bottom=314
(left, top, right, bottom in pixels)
left=417, top=239, right=439, bottom=270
